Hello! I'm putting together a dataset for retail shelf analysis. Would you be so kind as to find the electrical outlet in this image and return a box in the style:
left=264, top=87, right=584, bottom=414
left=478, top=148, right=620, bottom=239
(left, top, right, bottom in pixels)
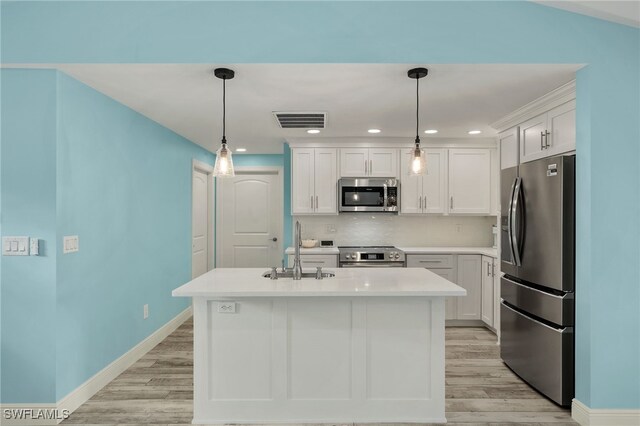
left=217, top=302, right=236, bottom=313
left=143, top=304, right=149, bottom=319
left=455, top=224, right=463, bottom=233
left=324, top=224, right=337, bottom=234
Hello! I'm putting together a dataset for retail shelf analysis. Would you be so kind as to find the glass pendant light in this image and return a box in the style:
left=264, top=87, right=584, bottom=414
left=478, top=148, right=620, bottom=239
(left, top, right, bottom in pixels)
left=407, top=68, right=428, bottom=175
left=213, top=68, right=236, bottom=177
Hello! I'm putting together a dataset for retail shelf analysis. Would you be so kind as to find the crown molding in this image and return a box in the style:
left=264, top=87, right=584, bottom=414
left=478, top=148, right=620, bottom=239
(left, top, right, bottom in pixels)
left=490, top=80, right=576, bottom=133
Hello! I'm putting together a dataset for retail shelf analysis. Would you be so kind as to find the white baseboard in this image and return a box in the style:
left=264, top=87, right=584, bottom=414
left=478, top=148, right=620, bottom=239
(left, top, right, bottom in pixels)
left=1, top=306, right=192, bottom=425
left=572, top=399, right=640, bottom=426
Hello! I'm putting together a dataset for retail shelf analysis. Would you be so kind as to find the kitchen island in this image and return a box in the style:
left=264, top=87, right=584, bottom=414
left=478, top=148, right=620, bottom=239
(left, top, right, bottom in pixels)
left=172, top=267, right=465, bottom=424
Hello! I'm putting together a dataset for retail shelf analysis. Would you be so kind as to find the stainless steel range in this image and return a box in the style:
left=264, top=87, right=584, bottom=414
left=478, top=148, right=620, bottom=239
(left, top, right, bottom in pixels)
left=338, top=246, right=405, bottom=268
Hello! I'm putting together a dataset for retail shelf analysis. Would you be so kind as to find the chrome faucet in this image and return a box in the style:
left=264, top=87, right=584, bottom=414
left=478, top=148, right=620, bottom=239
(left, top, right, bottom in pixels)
left=292, top=221, right=303, bottom=280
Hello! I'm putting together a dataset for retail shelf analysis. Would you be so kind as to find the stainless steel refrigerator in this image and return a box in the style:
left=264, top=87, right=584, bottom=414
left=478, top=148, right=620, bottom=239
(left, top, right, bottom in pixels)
left=500, top=154, right=575, bottom=406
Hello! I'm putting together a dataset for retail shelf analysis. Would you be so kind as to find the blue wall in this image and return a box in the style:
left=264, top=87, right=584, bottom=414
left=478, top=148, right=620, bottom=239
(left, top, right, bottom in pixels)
left=1, top=0, right=639, bottom=409
left=1, top=69, right=58, bottom=403
left=54, top=73, right=214, bottom=399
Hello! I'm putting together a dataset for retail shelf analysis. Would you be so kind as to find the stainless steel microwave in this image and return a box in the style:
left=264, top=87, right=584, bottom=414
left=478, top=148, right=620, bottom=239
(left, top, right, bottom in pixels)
left=338, top=178, right=399, bottom=212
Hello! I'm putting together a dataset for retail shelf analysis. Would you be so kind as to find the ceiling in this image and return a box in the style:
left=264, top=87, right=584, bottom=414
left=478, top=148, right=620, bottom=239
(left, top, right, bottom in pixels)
left=15, top=64, right=580, bottom=153
left=534, top=1, right=640, bottom=28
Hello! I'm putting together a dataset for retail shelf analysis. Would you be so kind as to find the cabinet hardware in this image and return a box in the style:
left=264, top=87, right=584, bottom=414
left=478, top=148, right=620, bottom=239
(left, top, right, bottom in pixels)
left=492, top=262, right=496, bottom=277
left=364, top=160, right=368, bottom=175
left=419, top=196, right=422, bottom=209
left=540, top=131, right=545, bottom=150
left=370, top=160, right=373, bottom=174
left=311, top=195, right=314, bottom=209
left=450, top=196, right=454, bottom=210
left=487, top=262, right=491, bottom=276
left=545, top=130, right=550, bottom=148
left=423, top=196, right=427, bottom=211
left=419, top=260, right=442, bottom=263
left=315, top=196, right=318, bottom=209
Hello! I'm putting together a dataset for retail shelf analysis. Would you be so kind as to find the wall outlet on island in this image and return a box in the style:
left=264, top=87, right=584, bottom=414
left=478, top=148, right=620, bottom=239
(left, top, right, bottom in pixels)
left=455, top=224, right=463, bottom=233
left=143, top=304, right=149, bottom=319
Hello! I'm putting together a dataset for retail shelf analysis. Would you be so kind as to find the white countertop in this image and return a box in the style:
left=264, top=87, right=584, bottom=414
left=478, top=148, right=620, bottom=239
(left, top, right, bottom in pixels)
left=172, top=267, right=466, bottom=298
left=285, top=246, right=339, bottom=255
left=397, top=246, right=498, bottom=258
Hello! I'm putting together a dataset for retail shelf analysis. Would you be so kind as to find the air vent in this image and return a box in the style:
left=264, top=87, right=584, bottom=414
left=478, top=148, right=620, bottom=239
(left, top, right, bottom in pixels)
left=273, top=112, right=326, bottom=129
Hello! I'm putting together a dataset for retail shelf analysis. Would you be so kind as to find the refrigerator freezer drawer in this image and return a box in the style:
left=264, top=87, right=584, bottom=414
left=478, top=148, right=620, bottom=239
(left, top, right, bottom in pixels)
left=501, top=301, right=574, bottom=406
left=501, top=276, right=574, bottom=326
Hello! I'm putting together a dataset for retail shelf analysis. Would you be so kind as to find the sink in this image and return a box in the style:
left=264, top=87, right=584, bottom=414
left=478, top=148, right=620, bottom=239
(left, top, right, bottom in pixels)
left=262, top=270, right=335, bottom=279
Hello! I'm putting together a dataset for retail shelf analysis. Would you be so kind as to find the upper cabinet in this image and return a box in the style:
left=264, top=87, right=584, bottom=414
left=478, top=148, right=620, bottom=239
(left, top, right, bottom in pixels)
left=448, top=149, right=492, bottom=214
left=291, top=148, right=337, bottom=215
left=340, top=148, right=398, bottom=178
left=499, top=127, right=519, bottom=170
left=520, top=101, right=575, bottom=164
left=400, top=148, right=447, bottom=214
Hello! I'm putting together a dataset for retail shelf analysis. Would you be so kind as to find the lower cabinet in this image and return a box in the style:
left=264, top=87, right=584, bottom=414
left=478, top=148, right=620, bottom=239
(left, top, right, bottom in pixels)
left=287, top=254, right=338, bottom=268
left=407, top=253, right=497, bottom=324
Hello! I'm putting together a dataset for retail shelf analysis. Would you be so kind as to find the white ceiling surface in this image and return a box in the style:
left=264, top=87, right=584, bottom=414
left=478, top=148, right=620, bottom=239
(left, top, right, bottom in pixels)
left=533, top=1, right=640, bottom=28
left=45, top=64, right=580, bottom=154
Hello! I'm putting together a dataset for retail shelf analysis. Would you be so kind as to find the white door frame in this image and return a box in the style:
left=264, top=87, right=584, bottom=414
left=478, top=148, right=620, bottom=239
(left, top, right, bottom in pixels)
left=215, top=166, right=284, bottom=267
left=192, top=159, right=215, bottom=277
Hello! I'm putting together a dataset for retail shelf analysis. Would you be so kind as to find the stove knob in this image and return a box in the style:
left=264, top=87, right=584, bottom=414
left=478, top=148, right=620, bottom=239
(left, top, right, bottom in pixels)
left=345, top=254, right=351, bottom=259
left=395, top=253, right=400, bottom=259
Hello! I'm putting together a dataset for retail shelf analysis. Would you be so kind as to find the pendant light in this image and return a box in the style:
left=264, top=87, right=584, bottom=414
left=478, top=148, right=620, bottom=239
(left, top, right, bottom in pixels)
left=213, top=68, right=236, bottom=177
left=407, top=67, right=428, bottom=175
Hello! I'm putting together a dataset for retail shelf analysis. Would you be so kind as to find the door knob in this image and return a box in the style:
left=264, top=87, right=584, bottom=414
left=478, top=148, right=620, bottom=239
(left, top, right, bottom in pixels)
left=271, top=237, right=278, bottom=242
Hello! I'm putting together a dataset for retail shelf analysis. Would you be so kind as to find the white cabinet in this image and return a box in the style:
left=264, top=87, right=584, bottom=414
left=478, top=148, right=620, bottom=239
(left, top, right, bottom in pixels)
left=448, top=149, right=492, bottom=214
left=431, top=269, right=458, bottom=320
left=456, top=255, right=482, bottom=320
left=499, top=126, right=519, bottom=170
left=340, top=148, right=397, bottom=178
left=287, top=254, right=338, bottom=268
left=407, top=254, right=457, bottom=319
left=481, top=256, right=495, bottom=327
left=400, top=149, right=446, bottom=214
left=291, top=148, right=337, bottom=215
left=520, top=100, right=575, bottom=164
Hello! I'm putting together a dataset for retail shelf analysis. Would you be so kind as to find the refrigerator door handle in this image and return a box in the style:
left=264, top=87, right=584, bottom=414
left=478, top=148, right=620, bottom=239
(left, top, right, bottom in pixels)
left=511, top=177, right=523, bottom=266
left=506, top=178, right=517, bottom=265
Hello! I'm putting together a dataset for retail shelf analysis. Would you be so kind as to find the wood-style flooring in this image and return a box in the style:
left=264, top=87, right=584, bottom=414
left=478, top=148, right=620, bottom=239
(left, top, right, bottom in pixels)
left=62, top=318, right=577, bottom=425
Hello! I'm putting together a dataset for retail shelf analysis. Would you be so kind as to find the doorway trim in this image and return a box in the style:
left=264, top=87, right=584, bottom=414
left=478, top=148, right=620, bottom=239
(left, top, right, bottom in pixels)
left=192, top=159, right=215, bottom=278
left=215, top=166, right=284, bottom=267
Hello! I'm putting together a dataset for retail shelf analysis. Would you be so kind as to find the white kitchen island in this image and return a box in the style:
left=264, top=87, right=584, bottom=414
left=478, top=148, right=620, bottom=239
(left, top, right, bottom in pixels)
left=172, top=267, right=466, bottom=424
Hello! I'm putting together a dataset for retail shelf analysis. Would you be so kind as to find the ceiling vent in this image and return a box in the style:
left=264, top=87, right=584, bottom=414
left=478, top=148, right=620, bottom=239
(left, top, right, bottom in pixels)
left=273, top=112, right=326, bottom=129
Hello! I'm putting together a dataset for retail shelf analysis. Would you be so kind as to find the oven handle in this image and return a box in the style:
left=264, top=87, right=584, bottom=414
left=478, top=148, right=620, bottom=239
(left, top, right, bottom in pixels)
left=339, top=262, right=406, bottom=268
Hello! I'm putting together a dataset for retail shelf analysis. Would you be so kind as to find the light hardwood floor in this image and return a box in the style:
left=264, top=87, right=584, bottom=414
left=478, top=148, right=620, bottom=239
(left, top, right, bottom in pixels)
left=62, top=318, right=577, bottom=426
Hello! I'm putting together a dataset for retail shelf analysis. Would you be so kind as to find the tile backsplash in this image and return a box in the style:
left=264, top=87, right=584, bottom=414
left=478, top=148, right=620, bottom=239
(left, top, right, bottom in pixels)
left=294, top=214, right=496, bottom=247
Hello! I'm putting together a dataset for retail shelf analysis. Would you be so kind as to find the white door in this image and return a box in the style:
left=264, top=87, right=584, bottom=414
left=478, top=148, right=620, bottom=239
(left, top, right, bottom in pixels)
left=339, top=148, right=368, bottom=177
left=519, top=112, right=547, bottom=163
left=546, top=100, right=576, bottom=156
left=218, top=171, right=283, bottom=268
left=313, top=148, right=338, bottom=214
left=192, top=167, right=213, bottom=278
left=448, top=149, right=491, bottom=214
left=368, top=148, right=398, bottom=177
left=400, top=150, right=423, bottom=214
left=291, top=149, right=315, bottom=214
left=423, top=149, right=446, bottom=214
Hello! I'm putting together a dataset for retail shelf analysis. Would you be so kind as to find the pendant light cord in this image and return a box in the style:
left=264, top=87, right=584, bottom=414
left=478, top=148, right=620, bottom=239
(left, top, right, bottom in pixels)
left=415, top=74, right=420, bottom=146
left=222, top=77, right=227, bottom=144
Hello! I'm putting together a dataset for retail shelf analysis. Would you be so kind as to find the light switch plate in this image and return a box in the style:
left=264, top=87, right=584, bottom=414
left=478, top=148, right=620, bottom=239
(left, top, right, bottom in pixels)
left=30, top=238, right=40, bottom=256
left=63, top=235, right=79, bottom=254
left=2, top=236, right=29, bottom=256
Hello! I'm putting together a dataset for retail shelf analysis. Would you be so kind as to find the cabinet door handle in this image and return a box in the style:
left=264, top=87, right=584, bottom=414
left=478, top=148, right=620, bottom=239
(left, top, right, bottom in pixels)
left=419, top=196, right=422, bottom=210
left=492, top=262, right=496, bottom=277
left=545, top=130, right=550, bottom=148
left=364, top=160, right=368, bottom=175
left=487, top=262, right=491, bottom=276
left=315, top=196, right=318, bottom=209
left=311, top=195, right=314, bottom=209
left=450, top=196, right=454, bottom=210
left=423, top=196, right=427, bottom=211
left=540, top=131, right=545, bottom=150
left=370, top=160, right=373, bottom=174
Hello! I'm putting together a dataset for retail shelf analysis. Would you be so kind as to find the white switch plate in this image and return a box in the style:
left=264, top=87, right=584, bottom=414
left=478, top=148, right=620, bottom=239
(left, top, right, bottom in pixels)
left=2, top=236, right=29, bottom=256
left=143, top=304, right=149, bottom=319
left=217, top=302, right=236, bottom=313
left=63, top=235, right=79, bottom=254
left=30, top=238, right=39, bottom=256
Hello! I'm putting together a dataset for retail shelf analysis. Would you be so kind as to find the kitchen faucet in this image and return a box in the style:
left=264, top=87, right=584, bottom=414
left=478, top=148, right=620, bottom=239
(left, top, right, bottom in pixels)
left=292, top=221, right=302, bottom=280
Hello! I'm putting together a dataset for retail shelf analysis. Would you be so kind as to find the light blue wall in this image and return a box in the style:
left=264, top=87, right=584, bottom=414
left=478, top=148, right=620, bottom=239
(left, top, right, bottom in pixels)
left=54, top=73, right=214, bottom=399
left=1, top=69, right=58, bottom=403
left=1, top=0, right=639, bottom=409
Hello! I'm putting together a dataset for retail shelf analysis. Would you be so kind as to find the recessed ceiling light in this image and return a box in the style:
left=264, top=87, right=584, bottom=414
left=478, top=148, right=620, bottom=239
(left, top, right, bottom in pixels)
left=307, top=129, right=320, bottom=134
left=368, top=129, right=381, bottom=134
left=424, top=129, right=438, bottom=134
left=235, top=148, right=247, bottom=152
left=468, top=130, right=482, bottom=135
